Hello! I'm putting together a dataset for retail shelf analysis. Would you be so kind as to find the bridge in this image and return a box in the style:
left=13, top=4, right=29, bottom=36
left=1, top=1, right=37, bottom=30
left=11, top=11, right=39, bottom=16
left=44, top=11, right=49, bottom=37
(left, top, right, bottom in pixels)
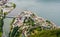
left=5, top=16, right=17, bottom=18
left=0, top=15, right=17, bottom=18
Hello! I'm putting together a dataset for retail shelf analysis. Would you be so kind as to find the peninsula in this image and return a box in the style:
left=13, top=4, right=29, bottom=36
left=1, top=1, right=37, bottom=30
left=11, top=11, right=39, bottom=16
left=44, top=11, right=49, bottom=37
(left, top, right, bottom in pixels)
left=9, top=11, right=60, bottom=37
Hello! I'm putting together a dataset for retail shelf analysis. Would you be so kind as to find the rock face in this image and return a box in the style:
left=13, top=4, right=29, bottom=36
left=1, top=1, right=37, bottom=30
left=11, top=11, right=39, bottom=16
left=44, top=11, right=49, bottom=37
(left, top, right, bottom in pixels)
left=9, top=11, right=57, bottom=37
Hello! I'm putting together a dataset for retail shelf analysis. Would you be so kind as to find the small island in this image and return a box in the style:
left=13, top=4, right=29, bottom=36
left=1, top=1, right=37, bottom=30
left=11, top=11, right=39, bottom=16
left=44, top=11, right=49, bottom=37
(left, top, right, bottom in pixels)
left=9, top=11, right=60, bottom=37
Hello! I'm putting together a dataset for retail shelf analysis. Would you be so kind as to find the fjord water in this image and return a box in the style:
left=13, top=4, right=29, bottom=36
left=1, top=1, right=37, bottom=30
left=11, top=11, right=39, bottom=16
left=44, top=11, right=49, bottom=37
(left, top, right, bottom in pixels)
left=8, top=0, right=60, bottom=26
left=3, top=0, right=60, bottom=37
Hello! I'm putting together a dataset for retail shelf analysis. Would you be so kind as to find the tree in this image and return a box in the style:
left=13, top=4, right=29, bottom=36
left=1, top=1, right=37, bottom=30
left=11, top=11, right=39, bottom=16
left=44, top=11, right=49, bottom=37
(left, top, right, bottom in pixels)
left=10, top=26, right=19, bottom=37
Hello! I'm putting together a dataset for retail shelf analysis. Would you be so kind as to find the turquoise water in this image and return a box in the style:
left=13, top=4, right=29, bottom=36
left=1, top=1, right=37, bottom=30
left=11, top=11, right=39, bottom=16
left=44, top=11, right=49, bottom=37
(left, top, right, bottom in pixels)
left=3, top=0, right=60, bottom=37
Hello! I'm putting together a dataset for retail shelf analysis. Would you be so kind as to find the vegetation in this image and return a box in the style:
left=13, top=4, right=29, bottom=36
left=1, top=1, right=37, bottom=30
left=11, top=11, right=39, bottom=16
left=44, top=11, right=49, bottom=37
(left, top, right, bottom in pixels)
left=9, top=18, right=16, bottom=36
left=0, top=18, right=3, bottom=37
left=9, top=26, right=22, bottom=37
left=0, top=13, right=7, bottom=37
left=9, top=26, right=19, bottom=37
left=10, top=18, right=15, bottom=26
left=23, top=17, right=34, bottom=26
left=30, top=29, right=60, bottom=37
left=11, top=2, right=16, bottom=8
left=46, top=20, right=51, bottom=24
left=14, top=30, right=22, bottom=37
left=0, top=9, right=4, bottom=37
left=12, top=3, right=16, bottom=8
left=9, top=24, right=22, bottom=37
left=5, top=2, right=16, bottom=8
left=0, top=32, right=2, bottom=37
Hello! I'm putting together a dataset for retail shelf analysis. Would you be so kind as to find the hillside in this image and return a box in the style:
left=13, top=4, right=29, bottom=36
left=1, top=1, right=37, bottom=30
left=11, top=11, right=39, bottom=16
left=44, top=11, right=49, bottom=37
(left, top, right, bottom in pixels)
left=9, top=11, right=58, bottom=37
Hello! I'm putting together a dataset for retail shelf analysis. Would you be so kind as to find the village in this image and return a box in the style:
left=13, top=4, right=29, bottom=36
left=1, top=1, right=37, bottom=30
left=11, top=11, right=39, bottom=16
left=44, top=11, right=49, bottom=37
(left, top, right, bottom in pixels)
left=10, top=11, right=57, bottom=37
